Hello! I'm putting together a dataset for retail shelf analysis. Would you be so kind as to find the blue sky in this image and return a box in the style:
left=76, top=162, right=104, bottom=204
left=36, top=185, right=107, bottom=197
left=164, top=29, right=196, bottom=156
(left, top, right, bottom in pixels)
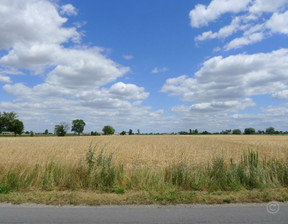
left=0, top=0, right=288, bottom=133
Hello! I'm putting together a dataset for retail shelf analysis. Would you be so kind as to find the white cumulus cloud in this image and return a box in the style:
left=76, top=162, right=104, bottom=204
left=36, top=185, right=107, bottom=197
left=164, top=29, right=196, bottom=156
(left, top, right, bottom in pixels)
left=191, top=0, right=288, bottom=50
left=189, top=0, right=250, bottom=28
left=162, top=49, right=288, bottom=102
left=0, top=0, right=168, bottom=133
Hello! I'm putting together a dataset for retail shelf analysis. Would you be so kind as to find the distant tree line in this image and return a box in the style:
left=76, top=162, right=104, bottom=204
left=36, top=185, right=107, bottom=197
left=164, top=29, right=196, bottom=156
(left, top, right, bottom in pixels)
left=1, top=111, right=287, bottom=137
left=54, top=121, right=117, bottom=137
left=178, top=127, right=288, bottom=135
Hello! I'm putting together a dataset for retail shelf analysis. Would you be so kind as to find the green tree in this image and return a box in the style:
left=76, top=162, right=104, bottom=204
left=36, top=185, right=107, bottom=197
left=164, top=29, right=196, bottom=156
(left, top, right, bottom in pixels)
left=44, top=129, right=49, bottom=135
left=221, top=129, right=232, bottom=134
left=91, top=131, right=100, bottom=136
left=71, top=119, right=86, bottom=135
left=201, top=130, right=210, bottom=135
left=102, top=125, right=115, bottom=135
left=265, top=127, right=275, bottom=135
left=8, top=119, right=24, bottom=136
left=55, top=122, right=69, bottom=136
left=120, top=131, right=126, bottom=135
left=55, top=125, right=66, bottom=136
left=0, top=112, right=17, bottom=132
left=232, top=129, right=242, bottom=135
left=128, top=129, right=133, bottom=135
left=244, top=128, right=256, bottom=135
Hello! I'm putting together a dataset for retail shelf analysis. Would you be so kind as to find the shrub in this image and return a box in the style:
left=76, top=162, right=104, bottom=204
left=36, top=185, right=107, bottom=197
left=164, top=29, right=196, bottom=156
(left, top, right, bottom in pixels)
left=0, top=185, right=11, bottom=194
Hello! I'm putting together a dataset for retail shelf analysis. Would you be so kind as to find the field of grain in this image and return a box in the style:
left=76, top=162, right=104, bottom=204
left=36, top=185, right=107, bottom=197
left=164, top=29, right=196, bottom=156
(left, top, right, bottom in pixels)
left=0, top=135, right=288, bottom=195
left=1, top=135, right=287, bottom=169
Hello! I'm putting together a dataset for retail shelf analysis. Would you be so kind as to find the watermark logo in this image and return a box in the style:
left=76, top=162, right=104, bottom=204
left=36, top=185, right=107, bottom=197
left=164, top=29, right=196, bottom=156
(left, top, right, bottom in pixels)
left=266, top=201, right=280, bottom=214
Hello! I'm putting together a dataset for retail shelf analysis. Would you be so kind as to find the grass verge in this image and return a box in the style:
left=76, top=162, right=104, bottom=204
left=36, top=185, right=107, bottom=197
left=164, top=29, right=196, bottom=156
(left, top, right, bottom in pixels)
left=0, top=188, right=288, bottom=205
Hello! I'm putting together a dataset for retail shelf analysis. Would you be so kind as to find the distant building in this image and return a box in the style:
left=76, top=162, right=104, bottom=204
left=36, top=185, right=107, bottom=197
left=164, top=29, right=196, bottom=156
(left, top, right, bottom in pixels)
left=1, top=131, right=14, bottom=135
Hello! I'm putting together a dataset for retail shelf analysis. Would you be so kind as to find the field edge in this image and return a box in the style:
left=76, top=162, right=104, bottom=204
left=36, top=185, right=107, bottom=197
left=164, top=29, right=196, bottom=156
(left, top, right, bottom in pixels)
left=1, top=188, right=288, bottom=206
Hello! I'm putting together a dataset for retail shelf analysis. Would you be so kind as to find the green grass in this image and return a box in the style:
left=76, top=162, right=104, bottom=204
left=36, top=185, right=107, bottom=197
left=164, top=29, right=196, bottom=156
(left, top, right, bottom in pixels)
left=0, top=185, right=10, bottom=194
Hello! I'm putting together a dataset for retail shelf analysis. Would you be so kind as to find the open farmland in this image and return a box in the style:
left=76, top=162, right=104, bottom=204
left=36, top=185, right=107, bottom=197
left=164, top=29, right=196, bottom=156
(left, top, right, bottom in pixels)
left=1, top=135, right=288, bottom=168
left=0, top=135, right=288, bottom=205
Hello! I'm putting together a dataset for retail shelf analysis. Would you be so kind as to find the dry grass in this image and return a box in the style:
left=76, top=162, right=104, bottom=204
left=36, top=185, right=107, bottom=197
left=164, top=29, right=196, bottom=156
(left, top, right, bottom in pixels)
left=1, top=188, right=288, bottom=205
left=0, top=135, right=287, bottom=169
left=1, top=135, right=288, bottom=205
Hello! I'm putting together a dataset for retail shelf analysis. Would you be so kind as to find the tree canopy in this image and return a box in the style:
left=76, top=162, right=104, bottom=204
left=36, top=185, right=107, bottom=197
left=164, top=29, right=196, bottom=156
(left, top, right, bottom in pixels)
left=232, top=129, right=242, bottom=135
left=55, top=122, right=69, bottom=136
left=0, top=112, right=18, bottom=132
left=8, top=119, right=24, bottom=136
left=71, top=119, right=86, bottom=135
left=120, top=131, right=126, bottom=135
left=265, top=127, right=275, bottom=135
left=0, top=112, right=24, bottom=136
left=102, top=125, right=115, bottom=135
left=244, top=128, right=256, bottom=135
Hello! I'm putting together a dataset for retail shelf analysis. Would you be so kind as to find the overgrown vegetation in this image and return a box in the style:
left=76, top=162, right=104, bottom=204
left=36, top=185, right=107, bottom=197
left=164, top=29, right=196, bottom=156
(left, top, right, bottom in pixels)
left=0, top=147, right=287, bottom=195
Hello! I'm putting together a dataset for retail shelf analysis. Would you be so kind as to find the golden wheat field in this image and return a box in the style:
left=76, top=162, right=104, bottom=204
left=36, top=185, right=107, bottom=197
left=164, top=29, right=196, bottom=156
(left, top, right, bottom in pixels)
left=0, top=135, right=287, bottom=169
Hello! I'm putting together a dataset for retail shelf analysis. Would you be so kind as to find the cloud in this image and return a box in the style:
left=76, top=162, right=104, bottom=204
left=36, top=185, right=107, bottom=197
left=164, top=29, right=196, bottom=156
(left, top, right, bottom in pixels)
left=195, top=17, right=242, bottom=41
left=123, top=55, right=134, bottom=60
left=3, top=83, right=72, bottom=101
left=0, top=0, right=80, bottom=50
left=0, top=0, right=130, bottom=86
left=152, top=67, right=168, bottom=74
left=170, top=103, right=288, bottom=132
left=75, top=82, right=149, bottom=101
left=0, top=0, right=167, bottom=133
left=172, top=98, right=255, bottom=114
left=249, top=0, right=288, bottom=14
left=189, top=0, right=250, bottom=28
left=266, top=10, right=288, bottom=34
left=60, top=4, right=77, bottom=16
left=162, top=49, right=288, bottom=102
left=272, top=90, right=288, bottom=100
left=191, top=0, right=288, bottom=50
left=0, top=75, right=11, bottom=83
left=2, top=80, right=159, bottom=132
left=108, top=82, right=149, bottom=100
left=45, top=48, right=130, bottom=89
left=225, top=32, right=264, bottom=50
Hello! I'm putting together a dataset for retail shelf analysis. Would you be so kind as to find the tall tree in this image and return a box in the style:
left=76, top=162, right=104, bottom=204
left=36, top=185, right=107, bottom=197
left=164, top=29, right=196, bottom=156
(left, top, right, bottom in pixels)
left=71, top=119, right=86, bottom=135
left=232, top=129, right=242, bottom=135
left=244, top=128, right=256, bottom=135
left=0, top=112, right=17, bottom=132
left=55, top=125, right=66, bottom=136
left=265, top=127, right=275, bottom=135
left=54, top=122, right=69, bottom=136
left=8, top=119, right=24, bottom=136
left=120, top=131, right=126, bottom=135
left=102, top=125, right=115, bottom=135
